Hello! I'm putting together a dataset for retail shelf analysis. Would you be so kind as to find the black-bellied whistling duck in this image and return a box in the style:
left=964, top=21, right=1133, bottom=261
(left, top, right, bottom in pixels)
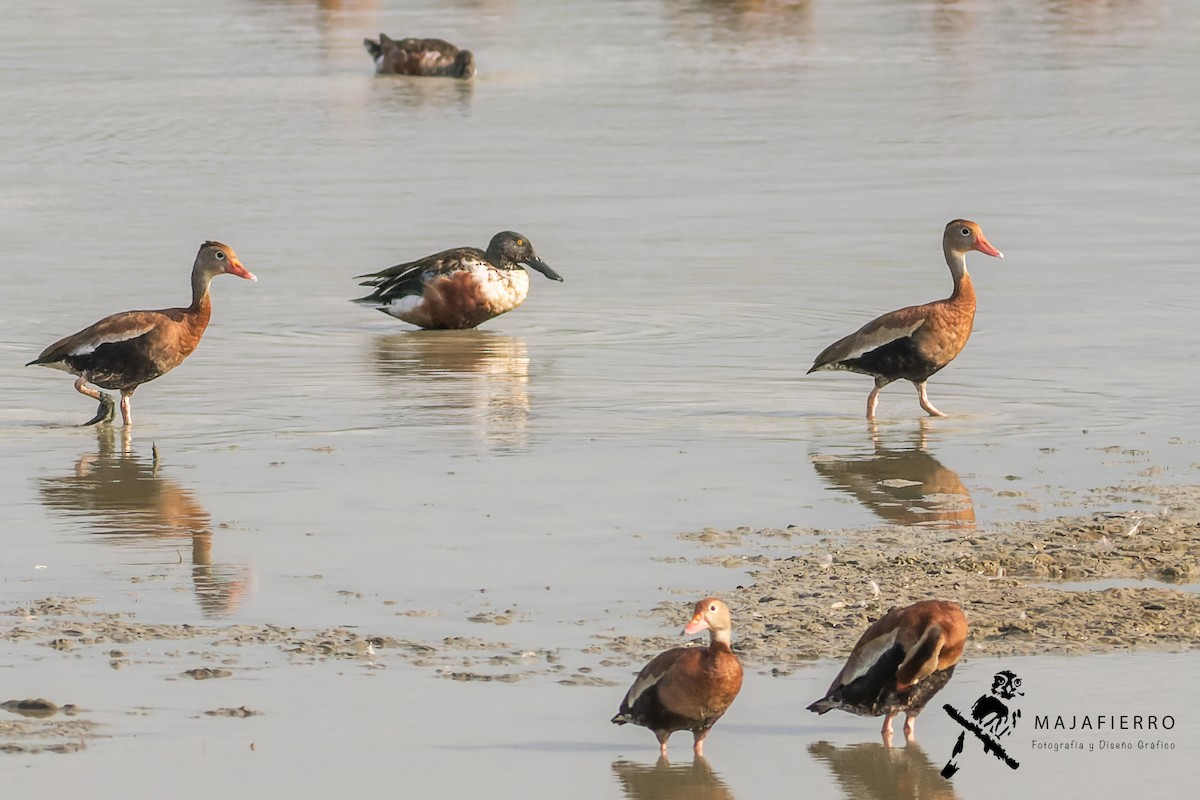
left=27, top=241, right=255, bottom=426
left=353, top=231, right=562, bottom=330
left=612, top=597, right=744, bottom=756
left=363, top=34, right=477, bottom=78
left=807, top=599, right=968, bottom=742
left=808, top=220, right=1003, bottom=419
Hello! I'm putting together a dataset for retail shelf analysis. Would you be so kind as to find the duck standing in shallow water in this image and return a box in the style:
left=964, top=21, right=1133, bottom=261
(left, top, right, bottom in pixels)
left=353, top=231, right=562, bottom=330
left=808, top=599, right=968, bottom=742
left=27, top=242, right=255, bottom=426
left=612, top=597, right=744, bottom=756
left=808, top=220, right=1002, bottom=419
left=363, top=34, right=476, bottom=78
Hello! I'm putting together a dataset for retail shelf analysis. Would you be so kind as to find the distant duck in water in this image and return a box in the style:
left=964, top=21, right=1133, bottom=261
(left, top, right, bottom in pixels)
left=27, top=242, right=256, bottom=427
left=612, top=597, right=744, bottom=756
left=353, top=231, right=562, bottom=330
left=363, top=34, right=476, bottom=78
left=808, top=220, right=1003, bottom=419
left=807, top=599, right=968, bottom=742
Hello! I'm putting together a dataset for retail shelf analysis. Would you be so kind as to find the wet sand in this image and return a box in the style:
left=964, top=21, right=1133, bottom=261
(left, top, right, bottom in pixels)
left=5, top=484, right=1198, bottom=757
left=622, top=484, right=1200, bottom=668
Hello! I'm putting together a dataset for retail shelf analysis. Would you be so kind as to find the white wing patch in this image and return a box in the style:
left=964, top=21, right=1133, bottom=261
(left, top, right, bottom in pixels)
left=68, top=324, right=155, bottom=357
left=838, top=318, right=925, bottom=362
left=832, top=627, right=899, bottom=689
left=621, top=668, right=668, bottom=711
left=621, top=643, right=700, bottom=710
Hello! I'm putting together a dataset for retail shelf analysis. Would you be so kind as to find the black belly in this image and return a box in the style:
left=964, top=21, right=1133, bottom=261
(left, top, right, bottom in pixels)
left=832, top=642, right=956, bottom=716
left=623, top=684, right=719, bottom=735
left=843, top=337, right=941, bottom=383
left=64, top=336, right=164, bottom=390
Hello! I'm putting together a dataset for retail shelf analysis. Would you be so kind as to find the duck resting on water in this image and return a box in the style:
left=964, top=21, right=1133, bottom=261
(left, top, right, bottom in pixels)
left=363, top=34, right=476, bottom=79
left=353, top=231, right=562, bottom=330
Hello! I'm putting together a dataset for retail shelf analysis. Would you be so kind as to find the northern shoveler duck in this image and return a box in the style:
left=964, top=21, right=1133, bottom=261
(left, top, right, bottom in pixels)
left=27, top=241, right=255, bottom=426
left=353, top=231, right=562, bottom=330
left=807, top=220, right=1003, bottom=419
left=612, top=597, right=744, bottom=756
left=807, top=599, right=968, bottom=741
left=363, top=34, right=476, bottom=78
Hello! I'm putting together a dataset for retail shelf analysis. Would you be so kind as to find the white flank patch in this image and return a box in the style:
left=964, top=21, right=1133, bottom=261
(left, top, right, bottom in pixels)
left=384, top=295, right=425, bottom=316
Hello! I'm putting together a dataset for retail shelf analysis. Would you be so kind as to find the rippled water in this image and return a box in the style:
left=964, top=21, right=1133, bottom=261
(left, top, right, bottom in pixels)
left=1, top=0, right=1197, bottom=796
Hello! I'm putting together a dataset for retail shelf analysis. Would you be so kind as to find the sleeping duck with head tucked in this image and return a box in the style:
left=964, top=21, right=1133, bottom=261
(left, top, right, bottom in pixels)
left=363, top=34, right=476, bottom=79
left=353, top=231, right=562, bottom=330
left=808, top=599, right=968, bottom=742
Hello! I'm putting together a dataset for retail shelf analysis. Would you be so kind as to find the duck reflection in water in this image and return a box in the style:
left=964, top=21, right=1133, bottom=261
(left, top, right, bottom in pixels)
left=811, top=420, right=974, bottom=527
left=808, top=739, right=959, bottom=800
left=370, top=331, right=531, bottom=453
left=369, top=73, right=475, bottom=112
left=665, top=0, right=814, bottom=41
left=611, top=755, right=737, bottom=800
left=37, top=428, right=250, bottom=618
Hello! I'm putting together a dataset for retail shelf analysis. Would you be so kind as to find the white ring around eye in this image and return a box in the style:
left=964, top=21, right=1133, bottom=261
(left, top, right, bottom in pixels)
left=216, top=251, right=226, bottom=259
left=960, top=228, right=970, bottom=236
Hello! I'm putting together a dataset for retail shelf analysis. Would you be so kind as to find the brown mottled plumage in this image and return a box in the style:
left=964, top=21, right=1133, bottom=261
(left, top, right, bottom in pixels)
left=808, top=600, right=968, bottom=742
left=612, top=598, right=744, bottom=756
left=808, top=220, right=1003, bottom=419
left=363, top=34, right=476, bottom=78
left=27, top=242, right=255, bottom=426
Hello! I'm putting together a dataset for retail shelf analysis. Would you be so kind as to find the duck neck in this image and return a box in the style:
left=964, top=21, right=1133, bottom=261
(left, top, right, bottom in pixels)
left=189, top=269, right=215, bottom=317
left=946, top=251, right=975, bottom=304
left=485, top=240, right=515, bottom=269
left=708, top=629, right=734, bottom=654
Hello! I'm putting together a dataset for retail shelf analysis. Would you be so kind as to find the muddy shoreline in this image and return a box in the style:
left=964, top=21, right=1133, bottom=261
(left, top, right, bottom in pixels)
left=623, top=484, right=1200, bottom=669
left=4, top=485, right=1199, bottom=753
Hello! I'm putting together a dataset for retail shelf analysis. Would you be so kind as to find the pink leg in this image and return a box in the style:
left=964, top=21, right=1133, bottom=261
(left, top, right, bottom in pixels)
left=916, top=382, right=946, bottom=417
left=866, top=386, right=881, bottom=419
left=74, top=375, right=116, bottom=426
left=657, top=731, right=670, bottom=757
left=119, top=389, right=134, bottom=427
left=693, top=732, right=707, bottom=757
left=903, top=713, right=916, bottom=741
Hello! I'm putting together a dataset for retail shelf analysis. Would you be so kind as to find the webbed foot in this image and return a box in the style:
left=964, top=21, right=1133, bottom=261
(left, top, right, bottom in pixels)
left=82, top=393, right=117, bottom=426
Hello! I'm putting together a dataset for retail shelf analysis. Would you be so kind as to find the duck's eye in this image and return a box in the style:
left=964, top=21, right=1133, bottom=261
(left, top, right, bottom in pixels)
left=960, top=227, right=971, bottom=236
left=215, top=251, right=226, bottom=260
left=516, top=239, right=524, bottom=246
left=709, top=604, right=718, bottom=612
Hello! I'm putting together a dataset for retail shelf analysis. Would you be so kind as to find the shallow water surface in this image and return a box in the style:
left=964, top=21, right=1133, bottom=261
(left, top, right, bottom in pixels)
left=1, top=0, right=1198, bottom=796
left=0, top=652, right=1193, bottom=798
